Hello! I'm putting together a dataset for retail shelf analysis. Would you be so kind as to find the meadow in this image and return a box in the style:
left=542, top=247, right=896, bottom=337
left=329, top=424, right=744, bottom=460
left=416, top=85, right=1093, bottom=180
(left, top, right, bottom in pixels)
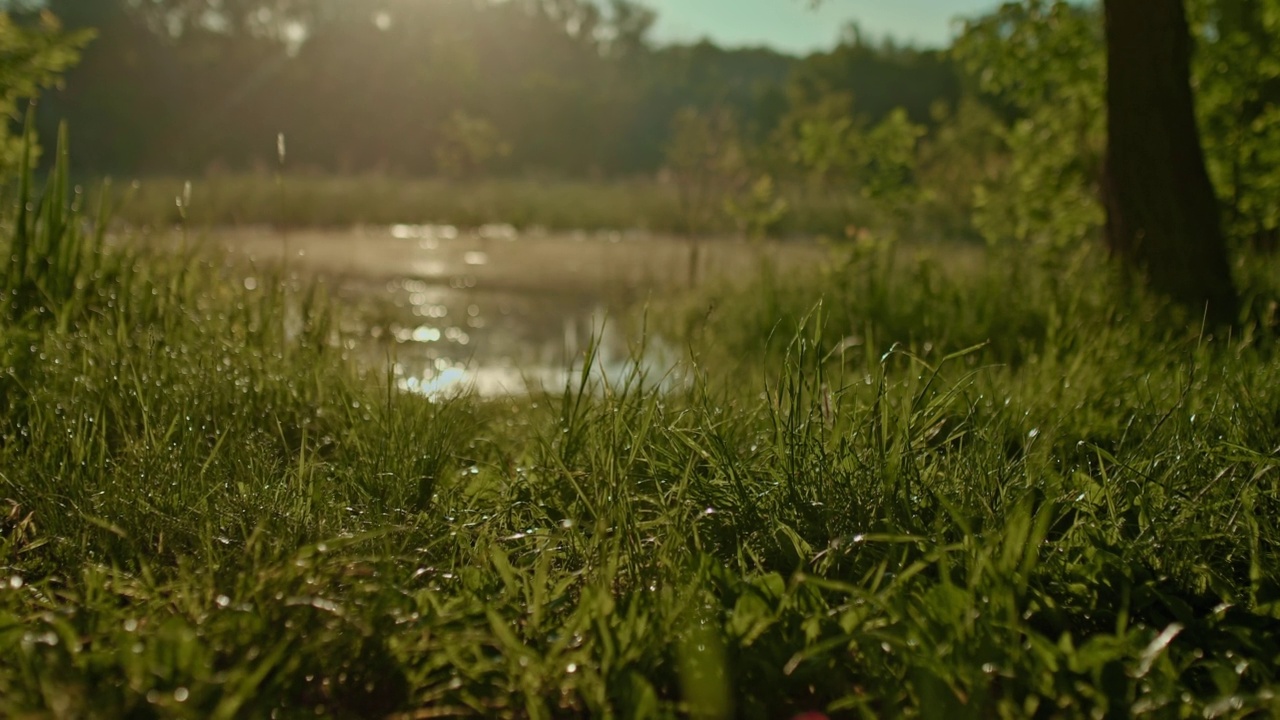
left=105, top=173, right=873, bottom=240
left=3, top=139, right=1280, bottom=719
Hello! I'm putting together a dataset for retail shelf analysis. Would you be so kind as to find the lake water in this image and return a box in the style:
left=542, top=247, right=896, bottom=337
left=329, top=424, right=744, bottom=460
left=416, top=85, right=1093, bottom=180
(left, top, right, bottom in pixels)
left=217, top=224, right=835, bottom=398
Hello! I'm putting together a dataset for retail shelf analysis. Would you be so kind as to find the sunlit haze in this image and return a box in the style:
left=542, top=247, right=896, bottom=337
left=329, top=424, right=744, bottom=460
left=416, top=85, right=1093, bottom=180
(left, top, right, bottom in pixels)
left=646, top=0, right=1002, bottom=53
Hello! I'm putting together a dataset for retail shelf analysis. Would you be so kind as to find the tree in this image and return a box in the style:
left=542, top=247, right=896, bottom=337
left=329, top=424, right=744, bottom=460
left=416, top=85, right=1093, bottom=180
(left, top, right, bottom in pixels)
left=1102, top=0, right=1239, bottom=323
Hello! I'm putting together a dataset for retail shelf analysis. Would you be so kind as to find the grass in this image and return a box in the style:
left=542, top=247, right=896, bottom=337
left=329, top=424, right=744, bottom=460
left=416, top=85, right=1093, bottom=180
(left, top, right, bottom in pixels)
left=2, top=137, right=1280, bottom=718
left=101, top=173, right=873, bottom=240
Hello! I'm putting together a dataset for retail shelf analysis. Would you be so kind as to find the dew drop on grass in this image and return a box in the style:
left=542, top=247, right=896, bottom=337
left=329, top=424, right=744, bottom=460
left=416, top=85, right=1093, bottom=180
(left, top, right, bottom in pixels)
left=8, top=576, right=22, bottom=589
left=25, top=631, right=58, bottom=647
left=123, top=618, right=138, bottom=632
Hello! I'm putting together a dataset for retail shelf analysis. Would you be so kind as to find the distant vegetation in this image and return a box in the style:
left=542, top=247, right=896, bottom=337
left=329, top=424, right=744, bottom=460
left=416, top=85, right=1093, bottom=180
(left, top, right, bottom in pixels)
left=105, top=174, right=869, bottom=238
left=36, top=0, right=952, bottom=177
left=2, top=1, right=1280, bottom=717
left=12, top=0, right=1275, bottom=251
left=34, top=0, right=960, bottom=237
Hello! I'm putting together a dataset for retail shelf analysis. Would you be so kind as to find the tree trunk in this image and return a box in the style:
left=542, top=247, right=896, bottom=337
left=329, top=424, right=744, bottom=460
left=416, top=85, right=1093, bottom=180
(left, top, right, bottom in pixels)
left=1102, top=0, right=1239, bottom=324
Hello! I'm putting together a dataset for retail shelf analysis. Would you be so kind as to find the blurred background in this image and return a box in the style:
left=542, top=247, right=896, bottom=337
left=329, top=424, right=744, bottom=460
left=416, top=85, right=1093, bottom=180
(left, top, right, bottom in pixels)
left=21, top=0, right=982, bottom=237
left=4, top=0, right=1280, bottom=393
left=2, top=0, right=1275, bottom=245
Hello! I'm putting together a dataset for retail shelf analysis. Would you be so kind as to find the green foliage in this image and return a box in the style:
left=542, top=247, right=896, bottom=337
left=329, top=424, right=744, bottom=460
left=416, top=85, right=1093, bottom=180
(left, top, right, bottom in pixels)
left=915, top=98, right=1008, bottom=240
left=0, top=10, right=90, bottom=171
left=775, top=92, right=925, bottom=238
left=943, top=0, right=1280, bottom=256
left=951, top=0, right=1105, bottom=252
left=786, top=26, right=960, bottom=129
left=724, top=173, right=788, bottom=240
left=1, top=120, right=107, bottom=329
left=780, top=92, right=863, bottom=187
left=433, top=110, right=513, bottom=179
left=664, top=106, right=747, bottom=236
left=37, top=0, right=968, bottom=189
left=2, top=137, right=1280, bottom=717
left=1189, top=0, right=1280, bottom=248
left=43, top=0, right=796, bottom=178
left=104, top=172, right=860, bottom=238
left=857, top=107, right=925, bottom=208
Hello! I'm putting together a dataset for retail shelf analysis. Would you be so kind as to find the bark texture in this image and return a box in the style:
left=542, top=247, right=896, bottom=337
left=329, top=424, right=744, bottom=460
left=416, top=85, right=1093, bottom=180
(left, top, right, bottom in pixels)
left=1103, top=0, right=1239, bottom=324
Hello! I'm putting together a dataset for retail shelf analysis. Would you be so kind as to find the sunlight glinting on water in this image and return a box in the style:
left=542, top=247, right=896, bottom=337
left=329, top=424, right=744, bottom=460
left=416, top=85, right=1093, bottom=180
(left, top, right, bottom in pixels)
left=365, top=222, right=681, bottom=399
left=390, top=223, right=459, bottom=241
left=396, top=354, right=683, bottom=401
left=221, top=222, right=821, bottom=402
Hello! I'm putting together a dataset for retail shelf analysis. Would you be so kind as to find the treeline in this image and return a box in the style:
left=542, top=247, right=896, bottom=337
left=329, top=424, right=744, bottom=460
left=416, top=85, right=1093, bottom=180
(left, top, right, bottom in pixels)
left=11, top=0, right=1280, bottom=248
left=30, top=0, right=956, bottom=178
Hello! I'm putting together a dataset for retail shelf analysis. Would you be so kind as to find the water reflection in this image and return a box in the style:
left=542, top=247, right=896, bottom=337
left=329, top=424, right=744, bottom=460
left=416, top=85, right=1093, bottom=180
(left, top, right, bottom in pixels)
left=218, top=223, right=831, bottom=399
left=393, top=314, right=678, bottom=400
left=390, top=223, right=459, bottom=241
left=381, top=275, right=676, bottom=399
left=366, top=223, right=687, bottom=399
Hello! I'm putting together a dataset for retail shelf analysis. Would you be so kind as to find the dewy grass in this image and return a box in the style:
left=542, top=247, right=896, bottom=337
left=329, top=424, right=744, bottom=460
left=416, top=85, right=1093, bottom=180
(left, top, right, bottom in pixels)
left=1, top=137, right=1279, bottom=718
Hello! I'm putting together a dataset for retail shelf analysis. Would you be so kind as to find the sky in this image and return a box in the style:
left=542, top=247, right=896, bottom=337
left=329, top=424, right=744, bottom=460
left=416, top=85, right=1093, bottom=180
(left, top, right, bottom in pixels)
left=644, top=0, right=1004, bottom=54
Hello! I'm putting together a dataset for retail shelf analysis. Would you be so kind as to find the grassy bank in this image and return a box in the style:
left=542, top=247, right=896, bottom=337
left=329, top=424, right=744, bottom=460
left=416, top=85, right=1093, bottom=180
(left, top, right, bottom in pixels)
left=4, top=146, right=1280, bottom=718
left=106, top=173, right=869, bottom=239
